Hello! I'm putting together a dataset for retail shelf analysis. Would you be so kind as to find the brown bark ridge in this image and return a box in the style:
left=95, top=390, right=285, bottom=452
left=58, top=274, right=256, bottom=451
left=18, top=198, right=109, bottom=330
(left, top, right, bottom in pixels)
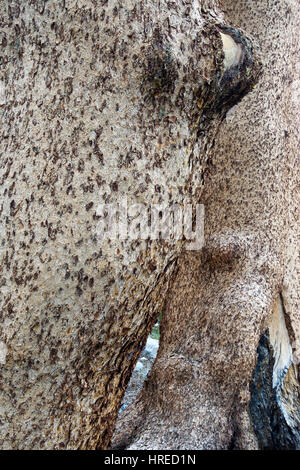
left=0, top=1, right=260, bottom=449
left=112, top=0, right=300, bottom=450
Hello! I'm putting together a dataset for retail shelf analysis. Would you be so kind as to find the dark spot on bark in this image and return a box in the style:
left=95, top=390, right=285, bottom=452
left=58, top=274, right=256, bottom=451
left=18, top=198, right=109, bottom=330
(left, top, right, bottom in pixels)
left=76, top=285, right=83, bottom=296
left=64, top=77, right=73, bottom=96
left=78, top=159, right=85, bottom=172
left=110, top=181, right=118, bottom=192
left=86, top=202, right=94, bottom=211
left=50, top=348, right=57, bottom=363
left=10, top=200, right=16, bottom=216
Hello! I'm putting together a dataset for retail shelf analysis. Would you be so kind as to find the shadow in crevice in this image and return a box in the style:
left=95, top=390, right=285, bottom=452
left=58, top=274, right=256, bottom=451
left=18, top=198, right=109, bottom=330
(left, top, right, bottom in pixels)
left=250, top=331, right=300, bottom=449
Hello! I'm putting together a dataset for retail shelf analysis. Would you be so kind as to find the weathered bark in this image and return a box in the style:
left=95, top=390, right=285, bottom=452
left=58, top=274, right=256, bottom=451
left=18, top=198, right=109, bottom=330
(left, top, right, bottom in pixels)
left=112, top=0, right=300, bottom=450
left=0, top=1, right=261, bottom=449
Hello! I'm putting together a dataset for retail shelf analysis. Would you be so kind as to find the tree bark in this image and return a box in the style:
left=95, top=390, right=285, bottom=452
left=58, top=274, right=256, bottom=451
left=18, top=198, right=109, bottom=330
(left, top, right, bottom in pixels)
left=112, top=0, right=300, bottom=450
left=0, top=0, right=261, bottom=449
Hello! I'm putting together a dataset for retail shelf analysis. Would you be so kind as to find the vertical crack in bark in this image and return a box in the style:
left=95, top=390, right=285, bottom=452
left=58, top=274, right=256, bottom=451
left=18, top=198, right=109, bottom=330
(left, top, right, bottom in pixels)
left=250, top=295, right=300, bottom=449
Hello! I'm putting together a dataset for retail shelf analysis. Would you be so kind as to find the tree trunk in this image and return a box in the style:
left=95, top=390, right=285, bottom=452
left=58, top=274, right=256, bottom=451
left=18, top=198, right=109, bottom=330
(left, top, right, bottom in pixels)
left=112, top=0, right=300, bottom=450
left=0, top=0, right=261, bottom=449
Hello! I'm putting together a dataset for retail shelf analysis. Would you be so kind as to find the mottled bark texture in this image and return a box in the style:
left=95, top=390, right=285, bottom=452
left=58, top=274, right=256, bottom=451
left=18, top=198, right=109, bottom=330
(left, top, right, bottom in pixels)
left=0, top=0, right=261, bottom=449
left=112, top=0, right=300, bottom=450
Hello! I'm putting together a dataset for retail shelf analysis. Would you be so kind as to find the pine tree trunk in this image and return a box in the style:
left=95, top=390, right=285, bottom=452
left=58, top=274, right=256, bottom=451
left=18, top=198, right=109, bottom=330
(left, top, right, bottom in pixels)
left=0, top=0, right=261, bottom=449
left=112, top=0, right=300, bottom=450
